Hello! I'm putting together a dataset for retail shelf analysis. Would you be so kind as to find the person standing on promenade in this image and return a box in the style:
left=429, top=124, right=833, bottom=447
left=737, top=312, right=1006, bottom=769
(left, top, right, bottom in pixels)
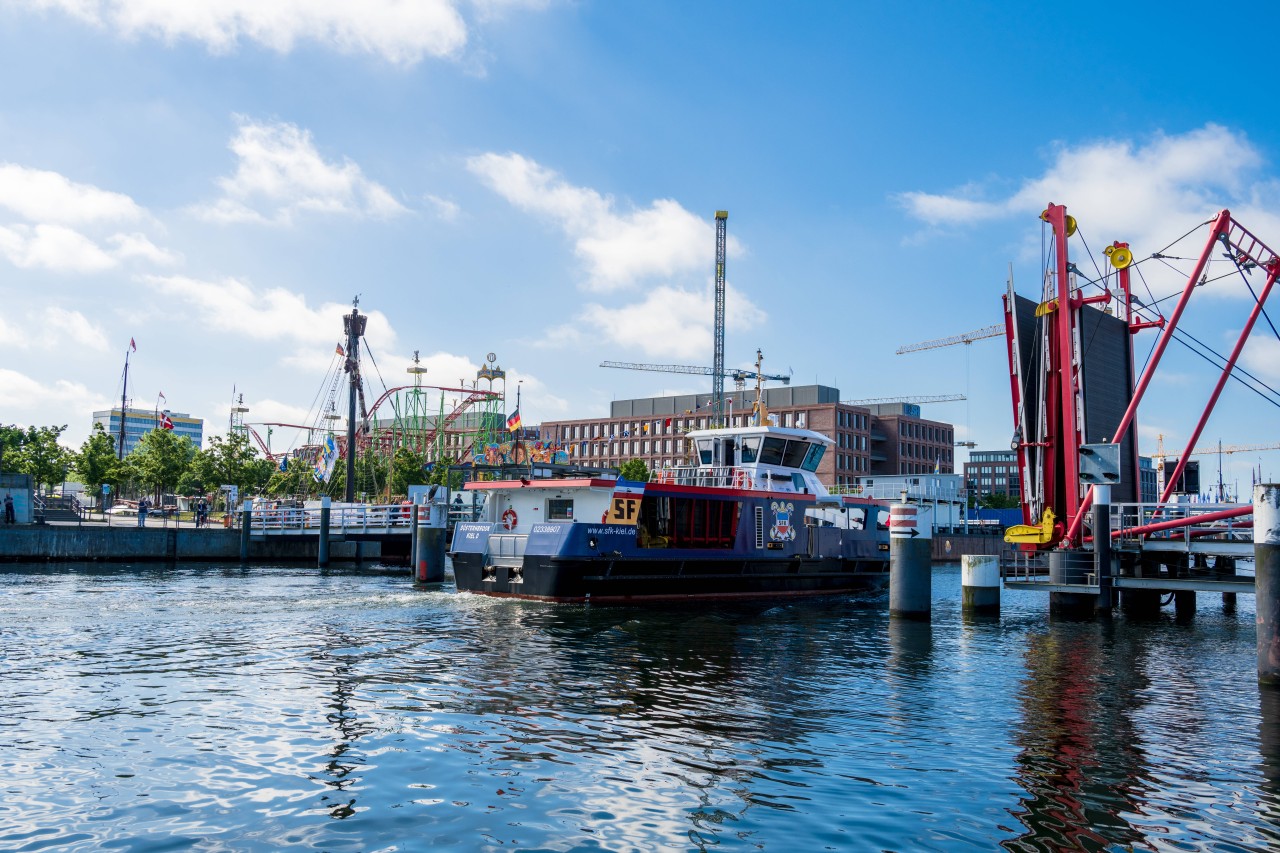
left=4, top=493, right=14, bottom=524
left=137, top=497, right=148, bottom=528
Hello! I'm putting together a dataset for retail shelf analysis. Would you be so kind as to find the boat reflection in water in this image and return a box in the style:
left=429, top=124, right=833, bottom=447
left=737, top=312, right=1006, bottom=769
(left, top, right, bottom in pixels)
left=1007, top=615, right=1278, bottom=851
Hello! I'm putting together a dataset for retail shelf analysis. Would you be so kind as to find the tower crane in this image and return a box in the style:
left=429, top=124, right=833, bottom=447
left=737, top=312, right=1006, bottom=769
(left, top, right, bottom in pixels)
left=896, top=324, right=1003, bottom=354
left=842, top=394, right=966, bottom=406
left=600, top=359, right=791, bottom=390
left=712, top=210, right=728, bottom=424
left=1151, top=434, right=1280, bottom=499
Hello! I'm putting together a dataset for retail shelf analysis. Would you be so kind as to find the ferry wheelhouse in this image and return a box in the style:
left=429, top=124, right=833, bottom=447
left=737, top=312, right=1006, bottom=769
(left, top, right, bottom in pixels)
left=450, top=423, right=890, bottom=603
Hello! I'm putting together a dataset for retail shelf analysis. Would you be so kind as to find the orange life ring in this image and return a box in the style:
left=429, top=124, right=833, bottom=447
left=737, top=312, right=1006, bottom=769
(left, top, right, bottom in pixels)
left=501, top=508, right=518, bottom=530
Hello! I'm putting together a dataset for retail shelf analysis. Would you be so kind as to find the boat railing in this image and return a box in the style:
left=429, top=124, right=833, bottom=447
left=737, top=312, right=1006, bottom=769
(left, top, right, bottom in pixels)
left=650, top=466, right=762, bottom=490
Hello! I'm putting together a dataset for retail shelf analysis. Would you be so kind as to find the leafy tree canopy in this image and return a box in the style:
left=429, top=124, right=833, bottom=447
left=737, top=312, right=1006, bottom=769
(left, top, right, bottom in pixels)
left=74, top=423, right=120, bottom=494
left=618, top=458, right=650, bottom=482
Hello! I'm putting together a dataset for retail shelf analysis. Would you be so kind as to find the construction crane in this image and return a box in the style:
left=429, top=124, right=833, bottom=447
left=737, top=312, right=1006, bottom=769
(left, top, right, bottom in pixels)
left=896, top=324, right=1003, bottom=355
left=600, top=359, right=791, bottom=390
left=1150, top=435, right=1280, bottom=500
left=842, top=394, right=966, bottom=406
left=712, top=210, right=728, bottom=424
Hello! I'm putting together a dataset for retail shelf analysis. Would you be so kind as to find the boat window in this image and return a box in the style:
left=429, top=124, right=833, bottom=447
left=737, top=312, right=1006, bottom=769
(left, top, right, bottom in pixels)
left=800, top=443, right=825, bottom=472
left=739, top=436, right=760, bottom=463
left=848, top=507, right=866, bottom=530
left=636, top=495, right=740, bottom=550
left=697, top=439, right=714, bottom=465
left=547, top=498, right=574, bottom=520
left=781, top=440, right=809, bottom=469
left=876, top=509, right=890, bottom=531
left=722, top=438, right=736, bottom=466
left=759, top=437, right=787, bottom=465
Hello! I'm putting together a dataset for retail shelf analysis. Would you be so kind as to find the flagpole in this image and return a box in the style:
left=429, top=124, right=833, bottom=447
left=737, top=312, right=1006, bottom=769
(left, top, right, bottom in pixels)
left=118, top=342, right=132, bottom=460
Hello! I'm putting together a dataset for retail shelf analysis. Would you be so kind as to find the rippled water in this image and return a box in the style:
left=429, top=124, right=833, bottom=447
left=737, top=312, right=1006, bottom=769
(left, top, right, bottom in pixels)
left=2, top=561, right=1277, bottom=851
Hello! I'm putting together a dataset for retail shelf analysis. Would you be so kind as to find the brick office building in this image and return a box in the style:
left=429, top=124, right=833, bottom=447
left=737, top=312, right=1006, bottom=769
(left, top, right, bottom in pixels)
left=538, top=385, right=954, bottom=487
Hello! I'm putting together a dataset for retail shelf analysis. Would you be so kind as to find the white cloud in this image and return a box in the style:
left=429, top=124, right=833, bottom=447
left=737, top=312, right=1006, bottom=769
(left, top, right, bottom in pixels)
left=0, top=223, right=117, bottom=272
left=897, top=124, right=1280, bottom=303
left=0, top=164, right=177, bottom=273
left=898, top=125, right=1261, bottom=234
left=143, top=273, right=398, bottom=353
left=541, top=283, right=766, bottom=360
left=467, top=152, right=738, bottom=291
left=0, top=163, right=146, bottom=225
left=0, top=367, right=104, bottom=416
left=1242, top=337, right=1280, bottom=383
left=25, top=0, right=470, bottom=66
left=107, top=232, right=180, bottom=265
left=193, top=118, right=408, bottom=226
left=424, top=194, right=461, bottom=222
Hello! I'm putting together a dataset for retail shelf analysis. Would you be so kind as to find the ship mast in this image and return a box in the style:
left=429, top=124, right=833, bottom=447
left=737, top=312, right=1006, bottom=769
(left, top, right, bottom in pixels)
left=343, top=297, right=367, bottom=503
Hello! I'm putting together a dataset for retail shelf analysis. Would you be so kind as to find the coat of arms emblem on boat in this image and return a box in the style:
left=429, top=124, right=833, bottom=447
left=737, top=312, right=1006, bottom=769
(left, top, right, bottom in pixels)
left=769, top=501, right=796, bottom=542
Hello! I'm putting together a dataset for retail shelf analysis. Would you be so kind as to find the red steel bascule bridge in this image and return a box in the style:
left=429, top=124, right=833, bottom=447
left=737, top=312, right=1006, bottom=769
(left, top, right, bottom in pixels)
left=1000, top=203, right=1279, bottom=618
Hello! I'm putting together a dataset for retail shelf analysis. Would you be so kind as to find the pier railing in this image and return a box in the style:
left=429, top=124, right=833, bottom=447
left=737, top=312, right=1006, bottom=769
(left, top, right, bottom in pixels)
left=247, top=503, right=415, bottom=535
left=1109, top=502, right=1253, bottom=557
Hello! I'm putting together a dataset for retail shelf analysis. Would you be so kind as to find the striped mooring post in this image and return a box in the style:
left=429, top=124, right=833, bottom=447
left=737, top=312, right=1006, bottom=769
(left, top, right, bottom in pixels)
left=961, top=554, right=1000, bottom=615
left=889, top=503, right=931, bottom=620
left=1257, top=484, right=1280, bottom=685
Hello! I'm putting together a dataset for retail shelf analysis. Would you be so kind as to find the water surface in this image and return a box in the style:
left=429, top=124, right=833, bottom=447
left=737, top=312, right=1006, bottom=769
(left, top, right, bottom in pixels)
left=1, top=562, right=1276, bottom=851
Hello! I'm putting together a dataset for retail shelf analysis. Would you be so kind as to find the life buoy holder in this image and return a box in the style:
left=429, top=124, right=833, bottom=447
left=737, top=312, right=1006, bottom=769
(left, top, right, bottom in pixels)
left=501, top=508, right=518, bottom=530
left=732, top=468, right=750, bottom=490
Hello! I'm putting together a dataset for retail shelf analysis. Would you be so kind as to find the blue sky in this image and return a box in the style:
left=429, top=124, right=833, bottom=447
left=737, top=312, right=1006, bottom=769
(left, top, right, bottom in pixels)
left=2, top=1, right=1278, bottom=495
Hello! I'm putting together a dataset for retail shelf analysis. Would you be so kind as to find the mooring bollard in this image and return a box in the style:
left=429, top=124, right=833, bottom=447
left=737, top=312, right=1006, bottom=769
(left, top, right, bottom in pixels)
left=239, top=502, right=251, bottom=563
left=889, top=502, right=931, bottom=620
left=1256, top=484, right=1280, bottom=685
left=415, top=501, right=447, bottom=583
left=961, top=554, right=1000, bottom=615
left=318, top=496, right=331, bottom=569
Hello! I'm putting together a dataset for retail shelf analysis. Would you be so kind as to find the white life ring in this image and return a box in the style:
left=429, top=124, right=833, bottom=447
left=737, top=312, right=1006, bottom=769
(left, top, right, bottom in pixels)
left=501, top=508, right=518, bottom=530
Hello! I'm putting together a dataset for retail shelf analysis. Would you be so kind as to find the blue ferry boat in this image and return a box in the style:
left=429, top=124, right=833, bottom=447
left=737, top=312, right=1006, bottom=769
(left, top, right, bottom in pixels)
left=450, top=421, right=890, bottom=603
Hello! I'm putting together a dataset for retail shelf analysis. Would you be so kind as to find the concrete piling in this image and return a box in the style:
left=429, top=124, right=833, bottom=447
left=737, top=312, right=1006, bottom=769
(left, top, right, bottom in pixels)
left=889, top=503, right=931, bottom=620
left=415, top=500, right=446, bottom=583
left=1256, top=484, right=1280, bottom=685
left=318, top=496, right=331, bottom=569
left=961, top=554, right=1000, bottom=615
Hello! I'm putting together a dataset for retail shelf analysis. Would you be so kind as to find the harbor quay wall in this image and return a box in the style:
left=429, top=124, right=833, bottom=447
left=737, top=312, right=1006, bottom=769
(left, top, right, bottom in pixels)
left=0, top=527, right=380, bottom=564
left=931, top=532, right=1006, bottom=562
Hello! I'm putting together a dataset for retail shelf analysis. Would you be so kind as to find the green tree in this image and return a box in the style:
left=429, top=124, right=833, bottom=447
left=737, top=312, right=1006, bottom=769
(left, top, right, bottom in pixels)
left=978, top=491, right=1021, bottom=510
left=425, top=455, right=464, bottom=490
left=390, top=447, right=428, bottom=497
left=1, top=424, right=25, bottom=472
left=16, top=425, right=72, bottom=493
left=264, top=456, right=316, bottom=498
left=187, top=433, right=264, bottom=507
left=74, top=423, right=120, bottom=503
left=130, top=428, right=195, bottom=498
left=618, top=458, right=650, bottom=482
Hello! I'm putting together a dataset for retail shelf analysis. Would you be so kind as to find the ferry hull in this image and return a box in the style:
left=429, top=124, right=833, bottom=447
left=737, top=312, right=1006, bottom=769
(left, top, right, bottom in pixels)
left=451, top=553, right=888, bottom=603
